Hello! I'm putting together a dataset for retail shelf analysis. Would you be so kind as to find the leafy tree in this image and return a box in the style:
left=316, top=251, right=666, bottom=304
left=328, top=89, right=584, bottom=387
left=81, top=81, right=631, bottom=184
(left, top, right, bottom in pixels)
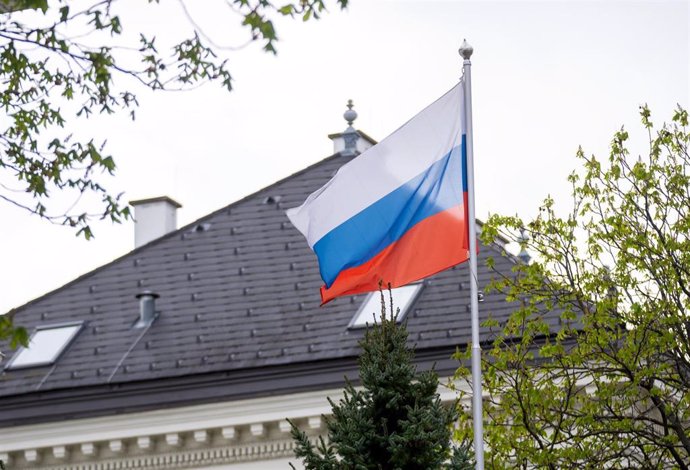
left=455, top=106, right=690, bottom=468
left=290, top=290, right=473, bottom=469
left=0, top=0, right=347, bottom=239
left=0, top=313, right=27, bottom=347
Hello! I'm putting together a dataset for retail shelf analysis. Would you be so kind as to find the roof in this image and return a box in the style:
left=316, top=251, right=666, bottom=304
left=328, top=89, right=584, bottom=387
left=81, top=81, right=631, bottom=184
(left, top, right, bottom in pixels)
left=0, top=151, right=551, bottom=426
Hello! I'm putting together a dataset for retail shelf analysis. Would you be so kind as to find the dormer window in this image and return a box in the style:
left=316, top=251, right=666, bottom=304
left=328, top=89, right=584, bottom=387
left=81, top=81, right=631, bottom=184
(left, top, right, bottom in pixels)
left=5, top=322, right=83, bottom=370
left=349, top=284, right=423, bottom=328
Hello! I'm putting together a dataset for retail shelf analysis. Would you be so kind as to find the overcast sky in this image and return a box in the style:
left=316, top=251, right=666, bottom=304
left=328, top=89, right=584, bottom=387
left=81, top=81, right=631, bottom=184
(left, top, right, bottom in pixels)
left=1, top=0, right=688, bottom=314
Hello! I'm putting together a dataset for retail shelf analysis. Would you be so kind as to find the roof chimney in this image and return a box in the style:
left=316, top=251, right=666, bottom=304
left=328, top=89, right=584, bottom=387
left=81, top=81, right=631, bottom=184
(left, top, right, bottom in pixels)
left=129, top=196, right=182, bottom=248
left=328, top=100, right=376, bottom=156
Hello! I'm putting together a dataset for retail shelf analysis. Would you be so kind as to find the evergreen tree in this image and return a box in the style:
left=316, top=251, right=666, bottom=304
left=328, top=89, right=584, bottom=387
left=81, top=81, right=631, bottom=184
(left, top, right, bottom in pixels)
left=290, top=290, right=473, bottom=469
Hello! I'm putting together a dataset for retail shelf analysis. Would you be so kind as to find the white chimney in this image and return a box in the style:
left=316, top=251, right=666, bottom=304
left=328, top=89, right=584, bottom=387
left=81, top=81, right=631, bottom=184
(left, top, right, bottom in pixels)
left=129, top=196, right=182, bottom=248
left=328, top=100, right=376, bottom=156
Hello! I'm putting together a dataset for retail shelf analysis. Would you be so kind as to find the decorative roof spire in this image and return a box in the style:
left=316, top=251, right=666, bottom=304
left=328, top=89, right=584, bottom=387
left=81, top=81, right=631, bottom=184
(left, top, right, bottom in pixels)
left=517, top=228, right=531, bottom=264
left=343, top=99, right=357, bottom=128
left=328, top=99, right=375, bottom=157
left=342, top=99, right=358, bottom=156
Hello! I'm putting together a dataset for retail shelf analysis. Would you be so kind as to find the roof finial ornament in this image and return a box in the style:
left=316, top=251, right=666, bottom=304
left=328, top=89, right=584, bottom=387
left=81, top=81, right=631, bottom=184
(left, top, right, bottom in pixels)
left=329, top=99, right=374, bottom=157
left=517, top=228, right=531, bottom=264
left=343, top=99, right=357, bottom=128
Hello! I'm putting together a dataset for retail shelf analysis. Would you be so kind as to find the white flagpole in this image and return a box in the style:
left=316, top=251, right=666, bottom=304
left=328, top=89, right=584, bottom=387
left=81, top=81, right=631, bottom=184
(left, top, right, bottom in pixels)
left=459, top=39, right=485, bottom=469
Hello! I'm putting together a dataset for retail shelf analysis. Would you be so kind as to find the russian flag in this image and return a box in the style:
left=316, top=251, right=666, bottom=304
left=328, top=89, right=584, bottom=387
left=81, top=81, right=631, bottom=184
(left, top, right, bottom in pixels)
left=287, top=82, right=469, bottom=304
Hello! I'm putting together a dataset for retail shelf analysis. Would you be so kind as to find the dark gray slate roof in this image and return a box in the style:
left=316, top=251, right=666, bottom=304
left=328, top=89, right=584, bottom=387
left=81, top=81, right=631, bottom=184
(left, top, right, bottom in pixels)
left=0, top=151, right=542, bottom=426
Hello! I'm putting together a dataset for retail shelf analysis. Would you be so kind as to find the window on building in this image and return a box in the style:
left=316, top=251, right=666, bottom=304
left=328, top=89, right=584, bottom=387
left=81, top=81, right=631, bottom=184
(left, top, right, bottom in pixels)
left=5, top=322, right=83, bottom=369
left=349, top=284, right=423, bottom=328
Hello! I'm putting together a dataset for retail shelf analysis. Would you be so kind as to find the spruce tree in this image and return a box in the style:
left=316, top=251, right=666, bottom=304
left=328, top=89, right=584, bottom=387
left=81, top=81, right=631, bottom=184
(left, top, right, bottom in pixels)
left=290, top=290, right=473, bottom=469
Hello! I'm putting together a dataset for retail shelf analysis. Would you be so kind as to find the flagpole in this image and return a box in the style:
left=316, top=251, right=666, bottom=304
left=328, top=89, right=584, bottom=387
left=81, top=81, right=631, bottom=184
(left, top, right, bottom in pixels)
left=459, top=39, right=485, bottom=470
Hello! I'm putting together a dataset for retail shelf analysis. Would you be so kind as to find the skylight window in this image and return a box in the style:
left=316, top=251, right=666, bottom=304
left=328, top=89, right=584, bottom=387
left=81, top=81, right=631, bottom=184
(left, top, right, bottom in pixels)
left=5, top=322, right=82, bottom=369
left=350, top=284, right=423, bottom=328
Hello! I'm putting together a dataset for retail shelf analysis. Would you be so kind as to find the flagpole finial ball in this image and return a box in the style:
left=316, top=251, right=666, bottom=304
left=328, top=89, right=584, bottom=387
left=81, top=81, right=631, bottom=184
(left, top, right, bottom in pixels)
left=344, top=99, right=357, bottom=126
left=459, top=39, right=473, bottom=60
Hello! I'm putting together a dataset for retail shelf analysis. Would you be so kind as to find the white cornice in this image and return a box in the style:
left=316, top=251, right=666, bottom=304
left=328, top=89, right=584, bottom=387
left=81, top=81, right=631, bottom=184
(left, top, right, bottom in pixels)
left=0, top=378, right=468, bottom=469
left=16, top=438, right=309, bottom=470
left=0, top=388, right=340, bottom=452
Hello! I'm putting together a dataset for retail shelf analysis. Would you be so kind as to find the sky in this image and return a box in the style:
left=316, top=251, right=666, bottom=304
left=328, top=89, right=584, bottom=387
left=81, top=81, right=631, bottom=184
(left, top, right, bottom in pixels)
left=1, top=0, right=688, bottom=314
